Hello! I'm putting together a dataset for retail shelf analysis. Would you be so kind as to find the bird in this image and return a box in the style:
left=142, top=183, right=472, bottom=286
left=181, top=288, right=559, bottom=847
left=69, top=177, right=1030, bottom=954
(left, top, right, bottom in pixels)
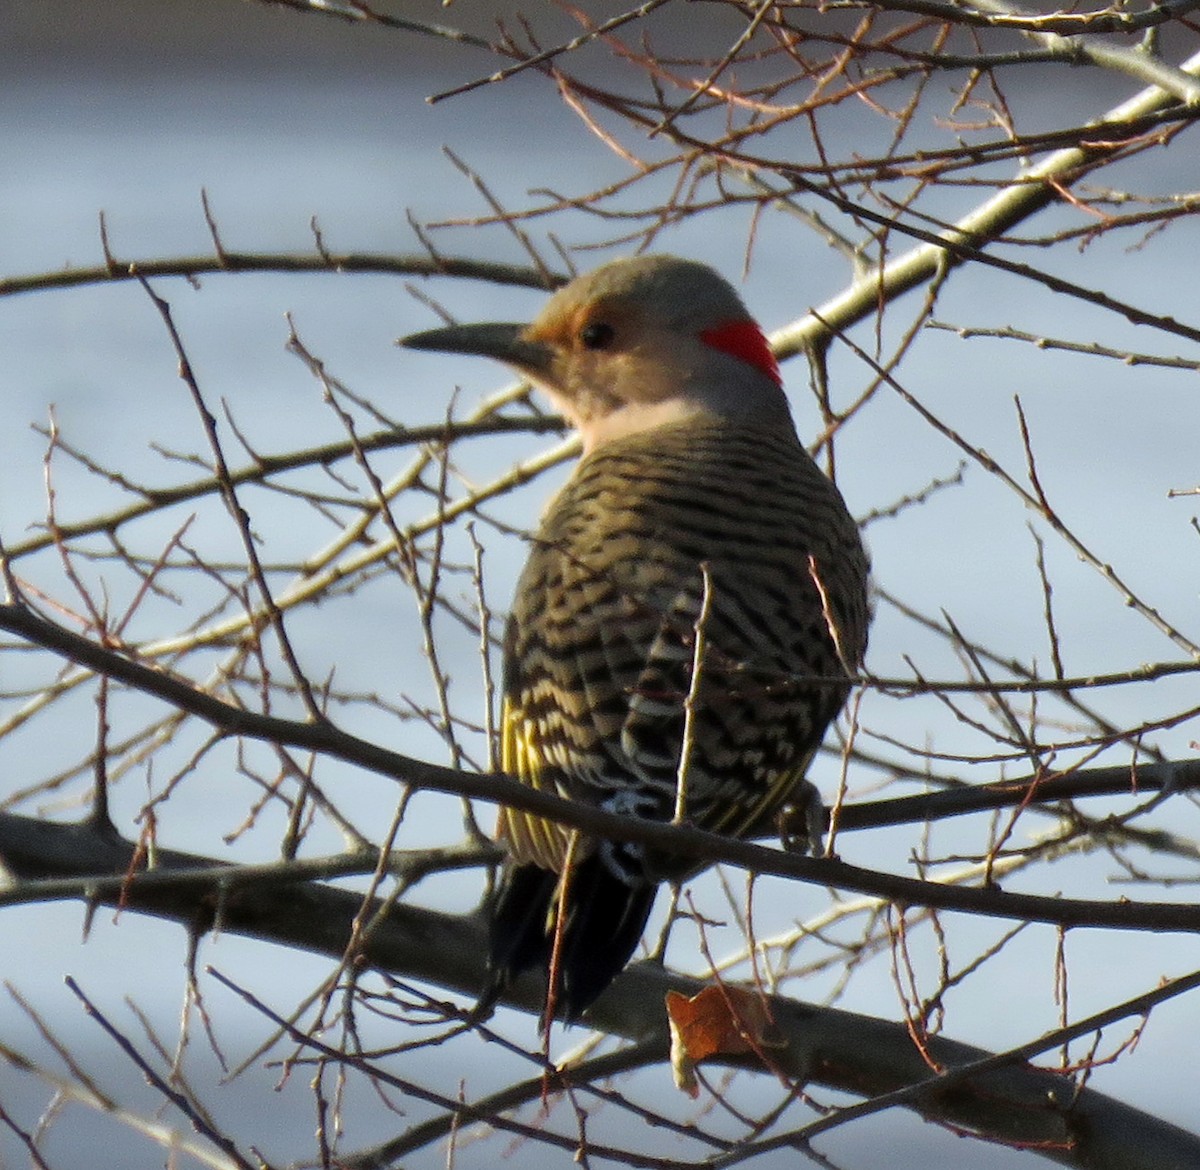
left=400, top=255, right=870, bottom=1021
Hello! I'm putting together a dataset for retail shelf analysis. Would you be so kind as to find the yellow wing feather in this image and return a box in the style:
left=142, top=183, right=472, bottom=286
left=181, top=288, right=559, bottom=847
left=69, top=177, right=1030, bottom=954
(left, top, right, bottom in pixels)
left=497, top=696, right=576, bottom=873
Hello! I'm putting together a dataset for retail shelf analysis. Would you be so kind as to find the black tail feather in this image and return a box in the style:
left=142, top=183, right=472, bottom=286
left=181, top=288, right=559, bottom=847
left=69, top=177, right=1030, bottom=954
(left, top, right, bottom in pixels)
left=481, top=854, right=656, bottom=1021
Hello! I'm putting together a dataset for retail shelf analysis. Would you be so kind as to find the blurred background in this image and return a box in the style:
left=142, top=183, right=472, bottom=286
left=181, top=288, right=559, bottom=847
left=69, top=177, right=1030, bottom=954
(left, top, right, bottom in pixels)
left=4, top=2, right=1200, bottom=1167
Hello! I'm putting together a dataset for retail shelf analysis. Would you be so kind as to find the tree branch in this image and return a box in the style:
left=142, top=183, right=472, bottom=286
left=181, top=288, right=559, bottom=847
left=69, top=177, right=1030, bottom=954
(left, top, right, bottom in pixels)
left=3, top=600, right=1200, bottom=933
left=2, top=811, right=1198, bottom=1169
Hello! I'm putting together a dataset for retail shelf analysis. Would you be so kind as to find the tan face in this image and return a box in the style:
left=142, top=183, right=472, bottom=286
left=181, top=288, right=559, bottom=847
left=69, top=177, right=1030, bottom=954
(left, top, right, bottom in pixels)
left=520, top=291, right=725, bottom=432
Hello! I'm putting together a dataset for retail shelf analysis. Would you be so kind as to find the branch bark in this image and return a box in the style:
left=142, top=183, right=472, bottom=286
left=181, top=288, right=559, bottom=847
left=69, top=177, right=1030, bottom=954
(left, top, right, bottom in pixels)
left=2, top=811, right=1197, bottom=1169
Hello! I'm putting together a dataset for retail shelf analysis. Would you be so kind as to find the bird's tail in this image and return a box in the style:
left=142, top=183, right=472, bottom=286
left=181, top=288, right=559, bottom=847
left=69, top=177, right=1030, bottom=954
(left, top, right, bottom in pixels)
left=480, top=853, right=657, bottom=1022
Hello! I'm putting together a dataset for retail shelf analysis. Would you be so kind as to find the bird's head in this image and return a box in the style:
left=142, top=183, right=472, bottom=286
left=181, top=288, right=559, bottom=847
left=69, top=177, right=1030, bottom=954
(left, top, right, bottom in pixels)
left=400, top=255, right=792, bottom=453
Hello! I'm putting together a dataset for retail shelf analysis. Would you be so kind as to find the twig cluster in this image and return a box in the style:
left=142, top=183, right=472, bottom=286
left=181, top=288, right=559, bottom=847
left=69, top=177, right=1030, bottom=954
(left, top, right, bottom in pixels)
left=4, top=1, right=1200, bottom=1168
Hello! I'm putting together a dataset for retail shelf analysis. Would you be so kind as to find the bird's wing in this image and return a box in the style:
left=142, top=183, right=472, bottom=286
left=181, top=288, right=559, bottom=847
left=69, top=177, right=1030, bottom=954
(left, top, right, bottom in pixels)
left=496, top=693, right=577, bottom=873
left=494, top=560, right=676, bottom=873
left=498, top=564, right=839, bottom=874
left=620, top=570, right=839, bottom=853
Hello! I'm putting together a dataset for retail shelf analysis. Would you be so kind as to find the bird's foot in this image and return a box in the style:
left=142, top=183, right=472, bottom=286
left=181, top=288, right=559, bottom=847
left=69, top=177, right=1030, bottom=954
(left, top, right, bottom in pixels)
left=776, top=780, right=827, bottom=855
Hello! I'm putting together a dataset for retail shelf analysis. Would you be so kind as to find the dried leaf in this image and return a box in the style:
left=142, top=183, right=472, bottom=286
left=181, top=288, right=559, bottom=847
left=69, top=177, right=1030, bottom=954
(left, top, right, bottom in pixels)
left=666, top=985, right=781, bottom=1096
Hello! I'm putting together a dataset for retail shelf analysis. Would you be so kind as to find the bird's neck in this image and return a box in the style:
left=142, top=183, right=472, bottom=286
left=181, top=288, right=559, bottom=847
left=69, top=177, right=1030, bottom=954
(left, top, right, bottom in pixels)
left=577, top=379, right=794, bottom=455
left=579, top=398, right=799, bottom=457
left=579, top=397, right=706, bottom=454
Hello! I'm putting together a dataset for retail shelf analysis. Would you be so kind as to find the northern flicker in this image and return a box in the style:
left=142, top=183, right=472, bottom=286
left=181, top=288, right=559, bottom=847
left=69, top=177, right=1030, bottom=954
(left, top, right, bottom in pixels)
left=401, top=256, right=870, bottom=1020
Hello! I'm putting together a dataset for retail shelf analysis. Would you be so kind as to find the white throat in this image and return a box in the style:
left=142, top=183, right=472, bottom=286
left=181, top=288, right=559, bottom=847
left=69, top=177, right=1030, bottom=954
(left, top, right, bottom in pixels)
left=577, top=398, right=704, bottom=454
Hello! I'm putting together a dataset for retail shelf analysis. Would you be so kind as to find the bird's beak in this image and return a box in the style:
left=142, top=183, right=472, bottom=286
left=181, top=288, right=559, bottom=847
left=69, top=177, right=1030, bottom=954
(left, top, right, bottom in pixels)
left=399, top=322, right=557, bottom=380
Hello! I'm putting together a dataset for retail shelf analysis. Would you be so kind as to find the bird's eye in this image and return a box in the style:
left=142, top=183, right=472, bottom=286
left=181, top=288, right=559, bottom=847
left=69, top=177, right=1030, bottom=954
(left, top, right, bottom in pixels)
left=579, top=321, right=615, bottom=350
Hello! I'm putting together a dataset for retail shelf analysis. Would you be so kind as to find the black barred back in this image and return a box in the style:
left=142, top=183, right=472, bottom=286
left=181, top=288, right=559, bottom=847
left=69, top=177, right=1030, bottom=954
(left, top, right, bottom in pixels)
left=504, top=419, right=869, bottom=863
left=486, top=418, right=869, bottom=1018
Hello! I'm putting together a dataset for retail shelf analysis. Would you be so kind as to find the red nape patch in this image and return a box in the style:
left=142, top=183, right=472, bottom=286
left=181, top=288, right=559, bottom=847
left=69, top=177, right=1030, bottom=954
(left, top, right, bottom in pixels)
left=700, top=320, right=782, bottom=386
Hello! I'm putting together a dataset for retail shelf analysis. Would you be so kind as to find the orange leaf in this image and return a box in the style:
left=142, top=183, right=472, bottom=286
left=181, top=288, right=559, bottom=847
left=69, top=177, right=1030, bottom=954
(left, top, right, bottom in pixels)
left=666, top=985, right=780, bottom=1096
